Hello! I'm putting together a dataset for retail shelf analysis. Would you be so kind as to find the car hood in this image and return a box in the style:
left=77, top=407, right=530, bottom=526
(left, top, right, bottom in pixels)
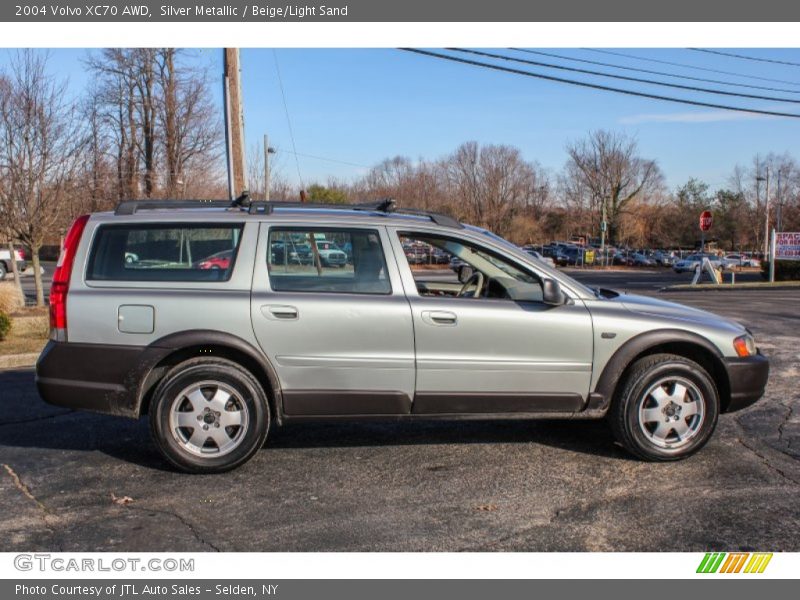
left=619, top=293, right=745, bottom=332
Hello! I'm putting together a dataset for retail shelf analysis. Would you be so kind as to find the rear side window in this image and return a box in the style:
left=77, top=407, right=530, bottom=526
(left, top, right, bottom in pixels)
left=87, top=223, right=244, bottom=282
left=268, top=228, right=391, bottom=294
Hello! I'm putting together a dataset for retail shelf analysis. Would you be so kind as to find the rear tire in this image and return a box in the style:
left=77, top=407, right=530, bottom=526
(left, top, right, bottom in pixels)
left=0, top=262, right=6, bottom=279
left=149, top=357, right=270, bottom=473
left=608, top=353, right=719, bottom=461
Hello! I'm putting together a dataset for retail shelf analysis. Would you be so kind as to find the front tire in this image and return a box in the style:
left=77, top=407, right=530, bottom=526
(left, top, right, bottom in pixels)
left=608, top=353, right=719, bottom=461
left=149, top=357, right=270, bottom=473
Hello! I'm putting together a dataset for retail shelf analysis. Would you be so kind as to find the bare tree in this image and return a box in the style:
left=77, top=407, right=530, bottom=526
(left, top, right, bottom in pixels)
left=87, top=48, right=223, bottom=201
left=155, top=49, right=222, bottom=198
left=565, top=130, right=662, bottom=245
left=0, top=50, right=82, bottom=306
left=445, top=142, right=547, bottom=237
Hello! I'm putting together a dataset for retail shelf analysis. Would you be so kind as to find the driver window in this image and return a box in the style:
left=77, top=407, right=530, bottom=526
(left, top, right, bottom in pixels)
left=398, top=233, right=544, bottom=302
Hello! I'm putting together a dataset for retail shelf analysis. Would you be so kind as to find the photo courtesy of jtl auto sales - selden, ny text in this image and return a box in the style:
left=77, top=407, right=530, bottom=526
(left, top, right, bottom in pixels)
left=1, top=0, right=799, bottom=597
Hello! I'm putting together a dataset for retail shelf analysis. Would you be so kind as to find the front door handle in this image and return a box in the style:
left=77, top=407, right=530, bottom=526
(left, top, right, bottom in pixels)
left=261, top=305, right=299, bottom=320
left=421, top=310, right=457, bottom=326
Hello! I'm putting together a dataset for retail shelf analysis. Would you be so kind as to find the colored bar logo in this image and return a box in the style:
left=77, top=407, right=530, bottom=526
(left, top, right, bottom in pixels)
left=697, top=552, right=772, bottom=573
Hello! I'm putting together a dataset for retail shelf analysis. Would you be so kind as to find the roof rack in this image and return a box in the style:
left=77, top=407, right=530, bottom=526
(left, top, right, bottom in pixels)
left=114, top=196, right=463, bottom=228
left=115, top=199, right=233, bottom=215
left=250, top=198, right=463, bottom=228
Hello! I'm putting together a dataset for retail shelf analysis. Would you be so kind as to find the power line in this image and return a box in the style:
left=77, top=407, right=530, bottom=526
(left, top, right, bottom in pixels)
left=282, top=150, right=371, bottom=169
left=584, top=48, right=800, bottom=88
left=399, top=48, right=800, bottom=119
left=448, top=48, right=800, bottom=104
left=509, top=48, right=800, bottom=95
left=272, top=49, right=304, bottom=189
left=688, top=48, right=800, bottom=68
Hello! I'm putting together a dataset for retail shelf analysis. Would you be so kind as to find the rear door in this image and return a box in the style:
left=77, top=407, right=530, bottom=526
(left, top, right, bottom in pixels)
left=250, top=223, right=416, bottom=416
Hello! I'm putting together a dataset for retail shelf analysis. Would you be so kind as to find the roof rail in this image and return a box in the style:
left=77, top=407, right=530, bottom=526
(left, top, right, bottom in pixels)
left=115, top=199, right=233, bottom=215
left=114, top=197, right=463, bottom=228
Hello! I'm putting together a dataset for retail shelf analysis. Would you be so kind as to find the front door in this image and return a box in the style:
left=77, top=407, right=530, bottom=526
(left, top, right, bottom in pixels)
left=251, top=224, right=415, bottom=416
left=390, top=228, right=594, bottom=414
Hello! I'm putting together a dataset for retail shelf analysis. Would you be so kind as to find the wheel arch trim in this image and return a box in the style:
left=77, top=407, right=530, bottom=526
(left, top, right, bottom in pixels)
left=589, top=329, right=728, bottom=414
left=137, top=329, right=284, bottom=424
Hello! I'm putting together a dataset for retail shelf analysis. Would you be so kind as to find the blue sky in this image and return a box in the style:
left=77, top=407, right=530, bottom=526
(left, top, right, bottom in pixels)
left=8, top=47, right=800, bottom=191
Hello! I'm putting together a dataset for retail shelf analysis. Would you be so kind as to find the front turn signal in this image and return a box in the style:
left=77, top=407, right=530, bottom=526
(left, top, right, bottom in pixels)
left=733, top=334, right=756, bottom=357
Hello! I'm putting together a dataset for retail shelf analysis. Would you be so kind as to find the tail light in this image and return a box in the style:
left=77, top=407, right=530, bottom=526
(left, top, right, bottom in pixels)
left=50, top=215, right=90, bottom=342
left=16, top=248, right=25, bottom=260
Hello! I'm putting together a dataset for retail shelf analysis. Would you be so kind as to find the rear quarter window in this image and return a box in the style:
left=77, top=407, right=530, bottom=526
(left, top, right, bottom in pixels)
left=87, top=223, right=244, bottom=282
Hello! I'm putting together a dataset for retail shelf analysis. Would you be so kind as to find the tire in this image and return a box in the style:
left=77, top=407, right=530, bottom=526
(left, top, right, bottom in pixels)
left=149, top=357, right=270, bottom=473
left=608, top=353, right=719, bottom=461
left=0, top=262, right=6, bottom=280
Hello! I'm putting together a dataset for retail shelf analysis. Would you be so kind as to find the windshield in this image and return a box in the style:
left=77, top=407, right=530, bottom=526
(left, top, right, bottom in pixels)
left=462, top=224, right=596, bottom=298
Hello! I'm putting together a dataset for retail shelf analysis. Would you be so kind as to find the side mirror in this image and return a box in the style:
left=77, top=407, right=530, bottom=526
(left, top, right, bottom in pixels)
left=457, top=265, right=474, bottom=283
left=542, top=278, right=567, bottom=306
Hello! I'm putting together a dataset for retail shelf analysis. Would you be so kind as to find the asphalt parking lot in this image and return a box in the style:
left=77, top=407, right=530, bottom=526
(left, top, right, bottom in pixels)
left=1, top=268, right=799, bottom=552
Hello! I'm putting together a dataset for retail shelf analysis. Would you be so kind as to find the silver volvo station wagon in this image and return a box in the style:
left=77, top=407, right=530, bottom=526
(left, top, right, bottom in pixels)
left=36, top=198, right=769, bottom=472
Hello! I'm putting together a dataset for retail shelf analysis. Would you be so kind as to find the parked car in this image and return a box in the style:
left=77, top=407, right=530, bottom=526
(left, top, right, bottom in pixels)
left=652, top=250, right=675, bottom=267
left=270, top=240, right=313, bottom=265
left=612, top=251, right=634, bottom=266
left=0, top=247, right=28, bottom=279
left=196, top=249, right=234, bottom=271
left=522, top=247, right=556, bottom=269
left=36, top=200, right=769, bottom=472
left=723, top=254, right=761, bottom=269
left=673, top=253, right=723, bottom=274
left=404, top=245, right=429, bottom=265
left=314, top=241, right=348, bottom=268
left=631, top=252, right=656, bottom=267
left=430, top=247, right=452, bottom=265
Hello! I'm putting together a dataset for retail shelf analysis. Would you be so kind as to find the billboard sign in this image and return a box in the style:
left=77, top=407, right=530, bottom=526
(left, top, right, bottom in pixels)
left=775, top=232, right=800, bottom=261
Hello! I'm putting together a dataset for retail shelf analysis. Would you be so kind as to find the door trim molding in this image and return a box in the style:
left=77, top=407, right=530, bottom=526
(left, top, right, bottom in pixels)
left=283, top=390, right=412, bottom=415
left=412, top=391, right=585, bottom=414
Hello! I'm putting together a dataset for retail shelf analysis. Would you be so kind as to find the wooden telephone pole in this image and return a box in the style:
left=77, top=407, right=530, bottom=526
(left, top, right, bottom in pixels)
left=223, top=49, right=247, bottom=200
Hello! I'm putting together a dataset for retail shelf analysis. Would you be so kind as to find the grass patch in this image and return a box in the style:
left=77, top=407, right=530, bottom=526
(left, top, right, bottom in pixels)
left=0, top=309, right=48, bottom=357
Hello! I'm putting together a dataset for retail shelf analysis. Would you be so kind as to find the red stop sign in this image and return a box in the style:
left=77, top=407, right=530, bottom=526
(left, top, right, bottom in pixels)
left=699, top=210, right=713, bottom=232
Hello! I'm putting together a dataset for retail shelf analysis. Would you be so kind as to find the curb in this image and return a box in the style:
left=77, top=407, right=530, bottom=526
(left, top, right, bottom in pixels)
left=660, top=284, right=800, bottom=293
left=0, top=353, right=39, bottom=369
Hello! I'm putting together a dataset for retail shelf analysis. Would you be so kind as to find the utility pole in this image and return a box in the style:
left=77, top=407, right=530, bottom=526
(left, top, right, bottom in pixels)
left=263, top=134, right=276, bottom=201
left=223, top=48, right=247, bottom=200
left=763, top=166, right=771, bottom=263
left=776, top=168, right=783, bottom=232
left=599, top=196, right=607, bottom=266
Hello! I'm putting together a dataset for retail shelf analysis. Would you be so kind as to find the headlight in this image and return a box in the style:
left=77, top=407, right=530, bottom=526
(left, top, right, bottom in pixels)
left=733, top=334, right=756, bottom=357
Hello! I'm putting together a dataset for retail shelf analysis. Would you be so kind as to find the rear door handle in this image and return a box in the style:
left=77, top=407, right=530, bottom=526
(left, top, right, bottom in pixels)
left=261, top=305, right=299, bottom=320
left=421, top=310, right=457, bottom=326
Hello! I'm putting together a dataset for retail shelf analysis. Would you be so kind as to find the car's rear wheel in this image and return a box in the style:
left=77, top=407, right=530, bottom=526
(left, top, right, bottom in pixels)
left=149, top=357, right=270, bottom=473
left=608, top=353, right=719, bottom=461
left=0, top=262, right=6, bottom=279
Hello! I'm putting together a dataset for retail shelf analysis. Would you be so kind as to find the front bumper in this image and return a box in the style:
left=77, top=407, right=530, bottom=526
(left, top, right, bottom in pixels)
left=723, top=352, right=769, bottom=412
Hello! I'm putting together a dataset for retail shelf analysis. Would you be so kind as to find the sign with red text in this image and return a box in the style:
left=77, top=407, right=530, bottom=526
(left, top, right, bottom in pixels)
left=775, top=232, right=800, bottom=260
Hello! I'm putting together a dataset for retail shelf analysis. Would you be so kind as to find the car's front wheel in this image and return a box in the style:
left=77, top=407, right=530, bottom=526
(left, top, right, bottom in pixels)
left=608, top=353, right=719, bottom=461
left=149, top=357, right=270, bottom=473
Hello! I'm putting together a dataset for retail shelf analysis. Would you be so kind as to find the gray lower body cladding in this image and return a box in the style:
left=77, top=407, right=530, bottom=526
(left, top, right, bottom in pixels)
left=35, top=341, right=769, bottom=420
left=36, top=341, right=170, bottom=418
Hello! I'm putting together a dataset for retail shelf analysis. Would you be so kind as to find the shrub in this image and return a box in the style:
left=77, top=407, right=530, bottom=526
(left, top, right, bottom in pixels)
left=761, top=260, right=800, bottom=281
left=0, top=312, right=11, bottom=341
left=0, top=283, right=25, bottom=314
